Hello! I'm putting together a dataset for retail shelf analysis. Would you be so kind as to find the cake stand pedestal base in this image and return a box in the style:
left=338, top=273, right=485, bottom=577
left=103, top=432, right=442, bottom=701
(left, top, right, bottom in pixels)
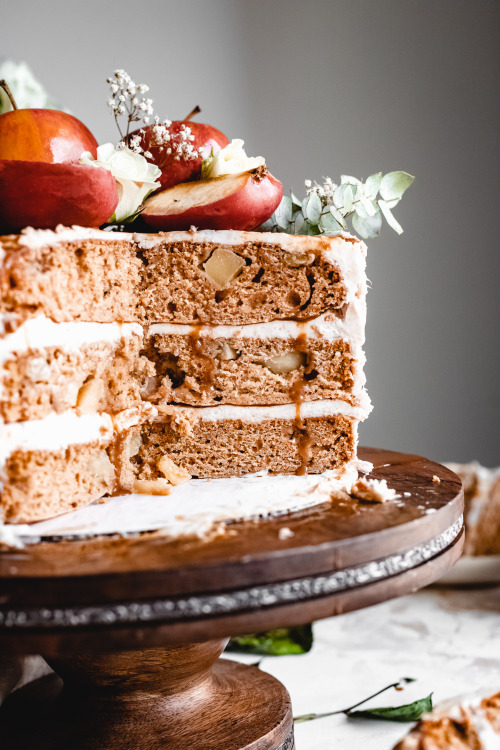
left=1, top=640, right=293, bottom=750
left=0, top=449, right=464, bottom=750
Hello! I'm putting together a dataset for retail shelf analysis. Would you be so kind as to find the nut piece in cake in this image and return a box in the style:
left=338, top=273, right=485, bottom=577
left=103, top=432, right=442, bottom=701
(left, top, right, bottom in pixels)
left=157, top=455, right=191, bottom=486
left=203, top=248, right=246, bottom=290
left=218, top=342, right=239, bottom=361
left=262, top=351, right=305, bottom=375
left=133, top=478, right=173, bottom=495
left=77, top=377, right=105, bottom=413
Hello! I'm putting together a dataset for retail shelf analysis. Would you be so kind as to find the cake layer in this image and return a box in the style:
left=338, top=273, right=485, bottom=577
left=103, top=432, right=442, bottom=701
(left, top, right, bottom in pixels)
left=145, top=313, right=365, bottom=407
left=1, top=310, right=366, bottom=419
left=2, top=442, right=116, bottom=523
left=0, top=322, right=151, bottom=422
left=135, top=413, right=357, bottom=479
left=0, top=226, right=366, bottom=325
left=0, top=400, right=369, bottom=523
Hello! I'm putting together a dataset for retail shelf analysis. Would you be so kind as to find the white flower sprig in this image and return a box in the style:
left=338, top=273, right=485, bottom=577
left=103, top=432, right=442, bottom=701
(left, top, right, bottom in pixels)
left=261, top=171, right=414, bottom=239
left=106, top=69, right=199, bottom=163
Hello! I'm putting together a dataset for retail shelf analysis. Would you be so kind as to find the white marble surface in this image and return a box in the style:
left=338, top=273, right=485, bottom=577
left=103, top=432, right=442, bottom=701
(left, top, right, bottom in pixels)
left=229, top=583, right=500, bottom=748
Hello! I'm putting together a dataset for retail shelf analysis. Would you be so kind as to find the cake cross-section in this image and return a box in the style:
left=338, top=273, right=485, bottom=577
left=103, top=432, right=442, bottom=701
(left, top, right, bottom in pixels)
left=0, top=226, right=371, bottom=523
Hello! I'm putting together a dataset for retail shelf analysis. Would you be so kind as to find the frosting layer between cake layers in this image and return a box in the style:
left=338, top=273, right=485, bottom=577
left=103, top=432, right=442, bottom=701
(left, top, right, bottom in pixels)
left=0, top=227, right=370, bottom=523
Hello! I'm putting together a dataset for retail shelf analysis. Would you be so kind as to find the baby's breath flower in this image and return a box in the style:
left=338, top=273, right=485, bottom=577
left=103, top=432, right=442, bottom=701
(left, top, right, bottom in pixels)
left=106, top=69, right=202, bottom=165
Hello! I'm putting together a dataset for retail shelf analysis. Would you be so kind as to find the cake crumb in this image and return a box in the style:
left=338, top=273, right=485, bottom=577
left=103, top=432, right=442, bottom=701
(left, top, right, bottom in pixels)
left=350, top=477, right=399, bottom=503
left=278, top=527, right=294, bottom=540
left=432, top=475, right=441, bottom=483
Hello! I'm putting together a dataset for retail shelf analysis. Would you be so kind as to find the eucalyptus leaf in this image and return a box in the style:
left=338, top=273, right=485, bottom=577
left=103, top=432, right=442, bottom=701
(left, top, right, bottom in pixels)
left=303, top=219, right=321, bottom=236
left=380, top=171, right=415, bottom=202
left=365, top=172, right=383, bottom=198
left=352, top=211, right=382, bottom=239
left=294, top=211, right=306, bottom=234
left=343, top=184, right=353, bottom=213
left=379, top=199, right=404, bottom=234
left=348, top=693, right=433, bottom=722
left=260, top=216, right=276, bottom=232
left=319, top=211, right=343, bottom=233
left=306, top=191, right=322, bottom=224
left=291, top=191, right=303, bottom=208
left=341, top=174, right=362, bottom=186
left=357, top=191, right=377, bottom=217
left=228, top=625, right=313, bottom=656
left=329, top=205, right=348, bottom=229
left=274, top=196, right=293, bottom=229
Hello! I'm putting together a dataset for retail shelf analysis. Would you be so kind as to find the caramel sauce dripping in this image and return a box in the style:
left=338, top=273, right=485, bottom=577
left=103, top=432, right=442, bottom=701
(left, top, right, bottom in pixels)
left=292, top=325, right=315, bottom=476
left=188, top=325, right=216, bottom=396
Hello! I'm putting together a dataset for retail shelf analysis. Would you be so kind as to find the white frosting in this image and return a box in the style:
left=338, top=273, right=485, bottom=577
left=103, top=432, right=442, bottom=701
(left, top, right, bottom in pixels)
left=12, top=225, right=365, bottom=254
left=0, top=406, right=155, bottom=471
left=429, top=689, right=500, bottom=749
left=165, top=396, right=372, bottom=424
left=0, top=314, right=142, bottom=365
left=0, top=411, right=114, bottom=468
left=148, top=306, right=366, bottom=347
left=2, top=462, right=362, bottom=543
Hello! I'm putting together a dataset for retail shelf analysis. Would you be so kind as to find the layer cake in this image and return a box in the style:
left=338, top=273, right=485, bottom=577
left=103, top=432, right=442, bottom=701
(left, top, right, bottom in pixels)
left=0, top=226, right=370, bottom=523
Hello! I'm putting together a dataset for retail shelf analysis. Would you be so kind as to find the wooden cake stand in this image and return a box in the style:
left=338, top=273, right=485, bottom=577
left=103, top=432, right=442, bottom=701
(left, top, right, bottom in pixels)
left=0, top=448, right=463, bottom=749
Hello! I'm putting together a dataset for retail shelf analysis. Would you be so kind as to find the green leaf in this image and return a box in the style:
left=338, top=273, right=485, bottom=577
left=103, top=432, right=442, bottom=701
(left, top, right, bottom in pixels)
left=333, top=184, right=345, bottom=209
left=379, top=199, right=404, bottom=234
left=227, top=625, right=313, bottom=656
left=380, top=171, right=414, bottom=202
left=290, top=191, right=303, bottom=208
left=260, top=216, right=277, bottom=231
left=348, top=693, right=433, bottom=722
left=274, top=196, right=293, bottom=229
left=352, top=211, right=382, bottom=239
left=365, top=172, right=383, bottom=198
left=294, top=211, right=306, bottom=234
left=329, top=205, right=348, bottom=229
left=341, top=174, right=362, bottom=186
left=306, top=191, right=322, bottom=224
left=342, top=184, right=353, bottom=213
left=319, top=211, right=343, bottom=233
left=357, top=191, right=377, bottom=217
left=303, top=219, right=321, bottom=236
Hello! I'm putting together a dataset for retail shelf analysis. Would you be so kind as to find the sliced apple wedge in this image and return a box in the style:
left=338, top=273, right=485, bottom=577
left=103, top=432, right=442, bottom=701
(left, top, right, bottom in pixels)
left=0, top=159, right=119, bottom=233
left=141, top=166, right=283, bottom=232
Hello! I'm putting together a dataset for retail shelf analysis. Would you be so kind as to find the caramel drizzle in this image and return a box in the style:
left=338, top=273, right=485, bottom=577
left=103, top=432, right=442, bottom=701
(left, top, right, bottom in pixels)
left=292, top=325, right=315, bottom=476
left=188, top=325, right=216, bottom=396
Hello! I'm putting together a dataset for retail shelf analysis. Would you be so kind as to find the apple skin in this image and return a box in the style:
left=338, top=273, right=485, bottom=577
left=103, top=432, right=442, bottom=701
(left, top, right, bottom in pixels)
left=0, top=159, right=119, bottom=233
left=142, top=166, right=283, bottom=232
left=131, top=120, right=229, bottom=191
left=0, top=109, right=98, bottom=163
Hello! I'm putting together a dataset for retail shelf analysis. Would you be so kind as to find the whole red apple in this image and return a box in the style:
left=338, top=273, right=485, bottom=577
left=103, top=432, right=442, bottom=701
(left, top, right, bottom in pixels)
left=142, top=166, right=283, bottom=232
left=131, top=120, right=229, bottom=191
left=0, top=159, right=118, bottom=233
left=0, top=108, right=98, bottom=164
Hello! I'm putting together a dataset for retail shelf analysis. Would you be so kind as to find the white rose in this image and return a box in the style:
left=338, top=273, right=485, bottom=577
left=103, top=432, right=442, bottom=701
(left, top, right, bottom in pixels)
left=206, top=139, right=265, bottom=178
left=80, top=143, right=161, bottom=223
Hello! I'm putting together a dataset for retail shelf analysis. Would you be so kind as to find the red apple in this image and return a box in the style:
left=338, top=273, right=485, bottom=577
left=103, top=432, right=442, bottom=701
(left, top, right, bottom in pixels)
left=141, top=165, right=283, bottom=231
left=0, top=159, right=119, bottom=233
left=131, top=120, right=229, bottom=191
left=0, top=108, right=98, bottom=163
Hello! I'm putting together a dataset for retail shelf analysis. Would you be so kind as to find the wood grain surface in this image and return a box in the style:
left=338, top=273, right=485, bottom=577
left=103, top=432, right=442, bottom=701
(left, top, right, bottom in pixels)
left=0, top=641, right=294, bottom=749
left=0, top=449, right=463, bottom=750
left=0, top=449, right=463, bottom=608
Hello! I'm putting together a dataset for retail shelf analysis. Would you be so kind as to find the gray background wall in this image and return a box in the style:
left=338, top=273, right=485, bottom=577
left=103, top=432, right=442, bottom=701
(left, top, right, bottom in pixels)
left=4, top=0, right=499, bottom=464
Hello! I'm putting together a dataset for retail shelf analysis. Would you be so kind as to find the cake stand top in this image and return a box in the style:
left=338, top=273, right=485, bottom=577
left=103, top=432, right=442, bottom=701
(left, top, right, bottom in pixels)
left=0, top=448, right=464, bottom=655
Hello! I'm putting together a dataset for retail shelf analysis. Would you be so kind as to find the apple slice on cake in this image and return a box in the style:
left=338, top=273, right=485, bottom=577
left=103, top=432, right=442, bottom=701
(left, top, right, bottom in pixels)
left=142, top=166, right=283, bottom=231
